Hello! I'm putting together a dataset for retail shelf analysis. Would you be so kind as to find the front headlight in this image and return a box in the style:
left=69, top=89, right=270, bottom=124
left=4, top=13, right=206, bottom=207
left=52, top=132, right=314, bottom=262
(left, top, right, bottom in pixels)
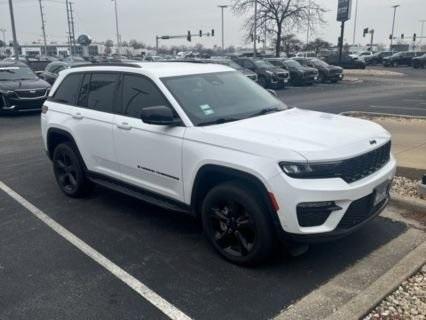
left=265, top=70, right=274, bottom=76
left=279, top=161, right=342, bottom=179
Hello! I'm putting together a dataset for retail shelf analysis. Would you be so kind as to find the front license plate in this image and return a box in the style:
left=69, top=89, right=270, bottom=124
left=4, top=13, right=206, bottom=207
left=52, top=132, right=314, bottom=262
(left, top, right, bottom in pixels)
left=284, top=79, right=288, bottom=83
left=314, top=76, right=318, bottom=80
left=374, top=181, right=391, bottom=206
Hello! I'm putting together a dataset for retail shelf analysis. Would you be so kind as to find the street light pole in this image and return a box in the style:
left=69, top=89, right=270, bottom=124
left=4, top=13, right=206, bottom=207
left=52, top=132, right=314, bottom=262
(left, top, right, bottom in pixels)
left=420, top=20, right=426, bottom=45
left=218, top=5, right=228, bottom=50
left=7, top=0, right=19, bottom=59
left=390, top=4, right=400, bottom=49
left=352, top=0, right=359, bottom=45
left=38, top=0, right=48, bottom=57
left=253, top=0, right=257, bottom=57
left=112, top=0, right=121, bottom=55
left=0, top=28, right=6, bottom=44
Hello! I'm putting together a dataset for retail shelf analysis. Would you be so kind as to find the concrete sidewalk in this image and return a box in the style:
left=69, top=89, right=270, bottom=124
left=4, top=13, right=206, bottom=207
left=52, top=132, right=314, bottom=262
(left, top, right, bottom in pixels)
left=373, top=117, right=426, bottom=171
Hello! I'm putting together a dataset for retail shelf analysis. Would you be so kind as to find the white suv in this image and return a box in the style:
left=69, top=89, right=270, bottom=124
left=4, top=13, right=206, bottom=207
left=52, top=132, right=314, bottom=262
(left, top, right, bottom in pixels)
left=41, top=62, right=396, bottom=265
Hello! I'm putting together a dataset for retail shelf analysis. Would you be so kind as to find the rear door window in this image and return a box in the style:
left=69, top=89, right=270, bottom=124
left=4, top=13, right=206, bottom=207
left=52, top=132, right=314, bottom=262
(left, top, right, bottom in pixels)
left=86, top=73, right=120, bottom=113
left=52, top=73, right=84, bottom=105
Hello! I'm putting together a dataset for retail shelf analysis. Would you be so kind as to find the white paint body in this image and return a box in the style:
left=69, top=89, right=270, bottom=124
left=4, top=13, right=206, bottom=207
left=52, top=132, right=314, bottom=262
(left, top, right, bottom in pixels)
left=42, top=62, right=396, bottom=236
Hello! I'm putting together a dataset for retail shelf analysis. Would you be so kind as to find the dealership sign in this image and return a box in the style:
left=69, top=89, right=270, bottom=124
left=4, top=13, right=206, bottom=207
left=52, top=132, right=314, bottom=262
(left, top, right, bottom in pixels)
left=337, top=0, right=352, bottom=22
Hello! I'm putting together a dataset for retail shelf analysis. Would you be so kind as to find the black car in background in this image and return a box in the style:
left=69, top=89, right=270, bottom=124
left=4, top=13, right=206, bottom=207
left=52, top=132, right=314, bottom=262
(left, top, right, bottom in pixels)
left=412, top=54, right=426, bottom=68
left=208, top=58, right=258, bottom=82
left=266, top=58, right=318, bottom=85
left=232, top=57, right=289, bottom=89
left=324, top=54, right=366, bottom=69
left=0, top=61, right=51, bottom=114
left=382, top=51, right=424, bottom=67
left=39, top=60, right=88, bottom=85
left=364, top=51, right=394, bottom=65
left=293, top=57, right=343, bottom=83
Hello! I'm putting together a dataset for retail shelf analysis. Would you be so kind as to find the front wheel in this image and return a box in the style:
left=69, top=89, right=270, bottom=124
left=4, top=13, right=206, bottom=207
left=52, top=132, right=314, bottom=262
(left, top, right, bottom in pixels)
left=201, top=182, right=275, bottom=266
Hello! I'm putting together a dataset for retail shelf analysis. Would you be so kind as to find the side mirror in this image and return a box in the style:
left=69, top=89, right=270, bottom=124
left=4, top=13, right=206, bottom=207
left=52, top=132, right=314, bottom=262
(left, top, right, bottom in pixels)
left=267, top=89, right=277, bottom=97
left=140, top=105, right=181, bottom=126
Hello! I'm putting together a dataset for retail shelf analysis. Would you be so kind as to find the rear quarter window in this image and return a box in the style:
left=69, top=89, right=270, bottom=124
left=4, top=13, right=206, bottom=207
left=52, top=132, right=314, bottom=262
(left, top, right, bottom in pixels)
left=52, top=73, right=84, bottom=105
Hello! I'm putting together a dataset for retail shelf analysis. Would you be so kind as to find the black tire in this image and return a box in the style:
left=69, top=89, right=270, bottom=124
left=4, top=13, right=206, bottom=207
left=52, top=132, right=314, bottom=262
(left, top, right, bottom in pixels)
left=201, top=181, right=275, bottom=266
left=392, top=61, right=398, bottom=68
left=52, top=142, right=92, bottom=198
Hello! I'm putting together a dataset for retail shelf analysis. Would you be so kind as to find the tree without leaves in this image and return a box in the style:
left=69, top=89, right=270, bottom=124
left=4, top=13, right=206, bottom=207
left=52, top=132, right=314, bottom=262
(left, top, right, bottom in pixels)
left=281, top=33, right=303, bottom=55
left=232, top=0, right=325, bottom=57
left=305, top=37, right=332, bottom=54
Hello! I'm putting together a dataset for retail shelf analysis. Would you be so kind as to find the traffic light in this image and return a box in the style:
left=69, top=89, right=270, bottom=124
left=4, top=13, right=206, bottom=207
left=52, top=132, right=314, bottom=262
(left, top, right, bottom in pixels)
left=211, top=29, right=215, bottom=37
left=401, top=34, right=404, bottom=39
left=199, top=30, right=202, bottom=37
left=413, top=33, right=417, bottom=42
left=187, top=31, right=191, bottom=42
left=363, top=28, right=369, bottom=37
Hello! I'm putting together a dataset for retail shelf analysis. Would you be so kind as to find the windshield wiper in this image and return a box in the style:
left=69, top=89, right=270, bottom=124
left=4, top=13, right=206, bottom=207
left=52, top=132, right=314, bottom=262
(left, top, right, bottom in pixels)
left=247, top=107, right=283, bottom=118
left=198, top=117, right=240, bottom=126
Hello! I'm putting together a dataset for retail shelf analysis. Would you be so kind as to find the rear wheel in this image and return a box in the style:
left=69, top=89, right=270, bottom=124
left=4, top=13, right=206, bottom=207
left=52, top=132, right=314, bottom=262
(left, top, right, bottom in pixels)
left=52, top=142, right=92, bottom=198
left=201, top=181, right=275, bottom=266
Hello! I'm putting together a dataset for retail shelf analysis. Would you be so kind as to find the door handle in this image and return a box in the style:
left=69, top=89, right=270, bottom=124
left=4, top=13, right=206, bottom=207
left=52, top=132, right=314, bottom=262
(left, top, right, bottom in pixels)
left=72, top=112, right=83, bottom=120
left=117, top=122, right=132, bottom=130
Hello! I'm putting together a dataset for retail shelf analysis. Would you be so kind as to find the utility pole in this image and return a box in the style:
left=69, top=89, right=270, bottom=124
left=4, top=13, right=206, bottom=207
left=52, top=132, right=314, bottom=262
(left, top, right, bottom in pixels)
left=65, top=0, right=72, bottom=56
left=38, top=0, right=48, bottom=57
left=218, top=5, right=228, bottom=50
left=390, top=4, right=400, bottom=49
left=253, top=0, right=257, bottom=57
left=8, top=0, right=19, bottom=59
left=112, top=0, right=121, bottom=55
left=352, top=0, right=359, bottom=45
left=69, top=2, right=76, bottom=54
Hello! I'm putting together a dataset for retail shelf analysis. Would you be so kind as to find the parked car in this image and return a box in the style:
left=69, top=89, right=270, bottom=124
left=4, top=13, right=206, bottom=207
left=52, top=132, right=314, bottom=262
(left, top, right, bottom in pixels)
left=382, top=51, right=422, bottom=67
left=324, top=54, right=366, bottom=69
left=208, top=58, right=258, bottom=82
left=42, top=62, right=395, bottom=265
left=39, top=60, right=88, bottom=85
left=411, top=54, right=426, bottom=68
left=364, top=51, right=394, bottom=65
left=232, top=57, right=289, bottom=88
left=293, top=58, right=344, bottom=83
left=265, top=58, right=318, bottom=85
left=0, top=61, right=50, bottom=114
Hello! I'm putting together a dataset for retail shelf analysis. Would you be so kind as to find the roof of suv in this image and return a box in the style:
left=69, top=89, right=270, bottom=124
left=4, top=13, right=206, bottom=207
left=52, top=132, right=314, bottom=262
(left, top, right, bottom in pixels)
left=70, top=62, right=233, bottom=78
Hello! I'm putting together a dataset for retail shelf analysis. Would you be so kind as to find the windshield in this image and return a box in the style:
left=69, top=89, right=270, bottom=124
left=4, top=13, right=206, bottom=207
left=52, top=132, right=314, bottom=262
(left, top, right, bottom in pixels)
left=162, top=71, right=287, bottom=126
left=253, top=59, right=274, bottom=68
left=283, top=60, right=302, bottom=68
left=310, top=58, right=329, bottom=67
left=0, top=66, right=37, bottom=81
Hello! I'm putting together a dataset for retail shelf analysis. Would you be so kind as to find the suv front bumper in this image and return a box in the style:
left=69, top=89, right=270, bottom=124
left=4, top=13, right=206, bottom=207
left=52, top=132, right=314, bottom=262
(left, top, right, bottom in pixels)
left=267, top=155, right=397, bottom=240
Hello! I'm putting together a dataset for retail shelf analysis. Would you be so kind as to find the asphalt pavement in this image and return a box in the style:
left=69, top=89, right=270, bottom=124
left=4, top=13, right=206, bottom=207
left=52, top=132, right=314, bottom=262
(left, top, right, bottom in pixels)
left=0, top=65, right=424, bottom=320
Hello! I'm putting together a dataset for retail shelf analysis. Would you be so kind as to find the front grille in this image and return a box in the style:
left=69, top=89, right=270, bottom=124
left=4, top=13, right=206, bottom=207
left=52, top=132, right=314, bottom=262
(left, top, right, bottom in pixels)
left=277, top=72, right=289, bottom=79
left=4, top=95, right=45, bottom=110
left=337, top=193, right=386, bottom=230
left=15, top=88, right=47, bottom=99
left=339, top=142, right=391, bottom=183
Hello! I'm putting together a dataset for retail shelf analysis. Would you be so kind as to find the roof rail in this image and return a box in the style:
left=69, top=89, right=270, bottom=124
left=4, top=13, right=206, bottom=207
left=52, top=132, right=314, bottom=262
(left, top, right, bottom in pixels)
left=71, top=63, right=142, bottom=69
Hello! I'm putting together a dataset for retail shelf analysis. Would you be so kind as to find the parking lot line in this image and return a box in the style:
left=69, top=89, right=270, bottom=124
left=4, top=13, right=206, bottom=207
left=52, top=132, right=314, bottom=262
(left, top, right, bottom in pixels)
left=0, top=181, right=192, bottom=320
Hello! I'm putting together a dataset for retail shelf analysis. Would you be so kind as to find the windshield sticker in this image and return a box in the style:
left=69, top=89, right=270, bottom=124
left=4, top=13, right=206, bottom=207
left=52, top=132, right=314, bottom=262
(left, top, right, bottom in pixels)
left=200, top=104, right=215, bottom=115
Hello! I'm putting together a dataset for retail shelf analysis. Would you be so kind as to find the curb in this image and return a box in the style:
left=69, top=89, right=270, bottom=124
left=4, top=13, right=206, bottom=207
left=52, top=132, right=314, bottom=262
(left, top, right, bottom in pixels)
left=325, top=241, right=426, bottom=320
left=390, top=193, right=426, bottom=213
left=340, top=111, right=426, bottom=120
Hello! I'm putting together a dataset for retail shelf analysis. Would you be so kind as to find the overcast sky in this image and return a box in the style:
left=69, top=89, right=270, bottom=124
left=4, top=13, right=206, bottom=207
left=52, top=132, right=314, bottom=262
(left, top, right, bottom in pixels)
left=0, top=0, right=425, bottom=48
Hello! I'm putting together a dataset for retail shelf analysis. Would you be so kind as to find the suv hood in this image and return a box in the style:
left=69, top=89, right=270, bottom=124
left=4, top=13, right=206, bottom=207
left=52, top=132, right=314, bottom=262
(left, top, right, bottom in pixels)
left=260, top=67, right=288, bottom=74
left=189, top=108, right=390, bottom=162
left=0, top=78, right=50, bottom=91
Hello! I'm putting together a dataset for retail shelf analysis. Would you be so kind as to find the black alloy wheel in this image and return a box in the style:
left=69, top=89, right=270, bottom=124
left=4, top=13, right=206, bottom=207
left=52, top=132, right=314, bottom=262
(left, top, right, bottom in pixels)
left=53, top=142, right=92, bottom=197
left=201, top=182, right=274, bottom=265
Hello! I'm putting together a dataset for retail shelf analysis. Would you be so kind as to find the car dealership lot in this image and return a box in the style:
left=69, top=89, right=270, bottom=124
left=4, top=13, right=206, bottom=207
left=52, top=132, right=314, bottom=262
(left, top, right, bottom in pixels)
left=0, top=67, right=425, bottom=320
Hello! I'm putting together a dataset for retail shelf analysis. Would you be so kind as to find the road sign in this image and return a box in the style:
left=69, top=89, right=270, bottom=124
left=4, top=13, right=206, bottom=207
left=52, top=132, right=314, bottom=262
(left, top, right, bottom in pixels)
left=337, top=0, right=352, bottom=22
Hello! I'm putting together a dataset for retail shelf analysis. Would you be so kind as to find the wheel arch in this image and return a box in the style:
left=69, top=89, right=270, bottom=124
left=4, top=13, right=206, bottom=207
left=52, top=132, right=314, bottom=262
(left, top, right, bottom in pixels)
left=190, top=164, right=281, bottom=230
left=46, top=128, right=87, bottom=169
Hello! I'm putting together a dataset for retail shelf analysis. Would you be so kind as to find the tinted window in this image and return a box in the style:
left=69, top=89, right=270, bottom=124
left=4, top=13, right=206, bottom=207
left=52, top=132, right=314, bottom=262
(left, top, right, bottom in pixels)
left=53, top=73, right=84, bottom=105
left=122, top=75, right=169, bottom=118
left=87, top=73, right=120, bottom=113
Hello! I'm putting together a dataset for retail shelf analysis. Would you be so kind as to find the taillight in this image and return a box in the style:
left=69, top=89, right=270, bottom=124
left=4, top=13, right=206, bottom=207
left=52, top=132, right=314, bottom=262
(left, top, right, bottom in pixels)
left=42, top=105, right=48, bottom=114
